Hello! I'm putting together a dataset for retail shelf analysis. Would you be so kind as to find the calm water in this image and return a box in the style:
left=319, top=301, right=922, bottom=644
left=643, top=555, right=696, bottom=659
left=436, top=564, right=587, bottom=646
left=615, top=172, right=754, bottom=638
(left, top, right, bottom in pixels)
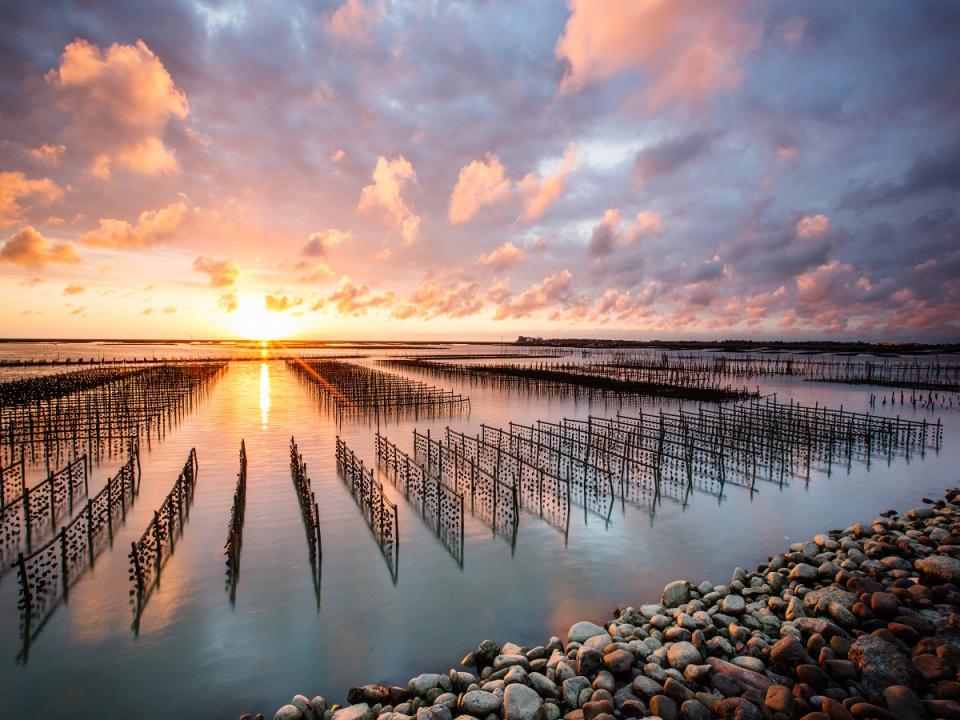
left=2, top=342, right=958, bottom=720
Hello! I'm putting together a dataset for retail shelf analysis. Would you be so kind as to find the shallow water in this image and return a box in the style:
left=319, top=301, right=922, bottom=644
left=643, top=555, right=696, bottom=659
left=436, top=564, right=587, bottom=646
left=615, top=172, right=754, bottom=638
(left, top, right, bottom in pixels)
left=2, top=342, right=958, bottom=720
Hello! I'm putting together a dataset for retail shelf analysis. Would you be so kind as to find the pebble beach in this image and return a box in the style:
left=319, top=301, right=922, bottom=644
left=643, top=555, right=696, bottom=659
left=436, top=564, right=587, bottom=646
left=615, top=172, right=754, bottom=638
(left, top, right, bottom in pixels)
left=263, top=486, right=960, bottom=720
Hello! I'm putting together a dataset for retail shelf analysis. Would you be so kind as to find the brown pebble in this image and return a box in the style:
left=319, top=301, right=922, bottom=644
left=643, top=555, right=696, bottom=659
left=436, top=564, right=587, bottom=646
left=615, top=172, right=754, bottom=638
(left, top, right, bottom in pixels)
left=764, top=685, right=792, bottom=714
left=821, top=696, right=854, bottom=720
left=914, top=652, right=952, bottom=682
left=848, top=702, right=898, bottom=720
left=923, top=699, right=960, bottom=720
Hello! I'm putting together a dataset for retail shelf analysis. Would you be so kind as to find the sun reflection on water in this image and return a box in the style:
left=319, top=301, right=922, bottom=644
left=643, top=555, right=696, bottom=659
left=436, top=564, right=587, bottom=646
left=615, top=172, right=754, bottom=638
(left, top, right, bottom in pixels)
left=259, top=362, right=271, bottom=430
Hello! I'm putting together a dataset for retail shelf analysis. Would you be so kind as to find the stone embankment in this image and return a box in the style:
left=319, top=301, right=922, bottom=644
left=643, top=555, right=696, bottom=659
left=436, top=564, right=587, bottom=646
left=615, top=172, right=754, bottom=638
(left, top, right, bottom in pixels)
left=260, top=487, right=960, bottom=720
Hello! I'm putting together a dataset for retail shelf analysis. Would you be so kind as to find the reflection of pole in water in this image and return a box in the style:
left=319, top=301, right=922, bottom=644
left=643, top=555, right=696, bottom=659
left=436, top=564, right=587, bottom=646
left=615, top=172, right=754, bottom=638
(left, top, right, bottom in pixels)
left=259, top=363, right=271, bottom=430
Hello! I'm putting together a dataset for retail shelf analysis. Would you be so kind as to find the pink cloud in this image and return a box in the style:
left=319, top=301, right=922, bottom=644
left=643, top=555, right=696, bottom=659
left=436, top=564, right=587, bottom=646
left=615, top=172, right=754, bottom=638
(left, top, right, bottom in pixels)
left=477, top=241, right=525, bottom=270
left=326, top=0, right=385, bottom=44
left=303, top=228, right=351, bottom=256
left=518, top=144, right=578, bottom=221
left=795, top=213, right=830, bottom=238
left=358, top=155, right=420, bottom=245
left=449, top=153, right=512, bottom=224
left=80, top=202, right=188, bottom=249
left=555, top=0, right=762, bottom=109
left=494, top=269, right=574, bottom=320
left=29, top=144, right=66, bottom=167
left=393, top=280, right=485, bottom=319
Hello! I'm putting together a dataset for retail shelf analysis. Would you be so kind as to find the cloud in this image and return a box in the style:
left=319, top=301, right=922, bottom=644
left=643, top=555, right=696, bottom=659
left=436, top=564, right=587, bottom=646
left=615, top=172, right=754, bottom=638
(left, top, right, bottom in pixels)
left=393, top=280, right=485, bottom=320
left=777, top=16, right=808, bottom=47
left=518, top=144, right=578, bottom=221
left=218, top=291, right=238, bottom=313
left=588, top=209, right=663, bottom=258
left=80, top=202, right=188, bottom=249
left=841, top=141, right=960, bottom=210
left=141, top=307, right=154, bottom=315
left=477, top=241, right=525, bottom=270
left=303, top=228, right=351, bottom=256
left=630, top=210, right=664, bottom=239
left=296, top=262, right=334, bottom=283
left=326, top=0, right=385, bottom=44
left=29, top=144, right=66, bottom=167
left=314, top=275, right=395, bottom=316
left=46, top=38, right=188, bottom=175
left=634, top=131, right=712, bottom=181
left=0, top=226, right=81, bottom=268
left=588, top=208, right=621, bottom=258
left=358, top=155, right=421, bottom=244
left=449, top=153, right=513, bottom=224
left=795, top=214, right=830, bottom=238
left=264, top=294, right=303, bottom=312
left=0, top=172, right=63, bottom=227
left=193, top=255, right=240, bottom=287
left=62, top=283, right=85, bottom=295
left=555, top=0, right=762, bottom=108
left=494, top=269, right=574, bottom=320
left=162, top=305, right=177, bottom=313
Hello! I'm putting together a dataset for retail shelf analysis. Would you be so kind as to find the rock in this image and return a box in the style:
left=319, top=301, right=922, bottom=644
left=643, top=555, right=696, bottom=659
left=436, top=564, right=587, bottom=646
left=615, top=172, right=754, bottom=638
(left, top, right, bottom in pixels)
left=916, top=555, right=960, bottom=585
left=275, top=706, right=304, bottom=720
left=503, top=684, right=542, bottom=720
left=705, top=657, right=771, bottom=695
left=576, top=647, right=603, bottom=677
left=770, top=635, right=815, bottom=669
left=631, top=675, right=664, bottom=699
left=563, top=677, right=591, bottom=708
left=602, top=649, right=633, bottom=674
left=528, top=672, right=558, bottom=699
left=848, top=635, right=919, bottom=696
left=764, top=685, right=792, bottom=715
left=649, top=695, right=678, bottom=720
left=349, top=687, right=390, bottom=706
left=292, top=696, right=317, bottom=720
left=459, top=691, right=500, bottom=716
left=416, top=707, right=451, bottom=720
left=334, top=705, right=373, bottom=720
left=568, top=622, right=607, bottom=645
left=680, top=699, right=713, bottom=720
left=721, top=594, right=746, bottom=615
left=714, top=697, right=763, bottom=720
left=667, top=641, right=701, bottom=669
left=312, top=698, right=328, bottom=715
left=789, top=563, right=817, bottom=582
left=804, top=587, right=858, bottom=612
left=580, top=700, right=612, bottom=720
left=882, top=685, right=923, bottom=720
left=410, top=675, right=450, bottom=697
left=494, top=655, right=530, bottom=672
left=662, top=581, right=691, bottom=608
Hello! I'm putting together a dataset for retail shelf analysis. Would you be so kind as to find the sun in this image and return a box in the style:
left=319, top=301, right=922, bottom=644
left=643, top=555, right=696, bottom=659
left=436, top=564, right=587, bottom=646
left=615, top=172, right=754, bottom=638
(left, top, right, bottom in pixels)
left=224, top=292, right=299, bottom=341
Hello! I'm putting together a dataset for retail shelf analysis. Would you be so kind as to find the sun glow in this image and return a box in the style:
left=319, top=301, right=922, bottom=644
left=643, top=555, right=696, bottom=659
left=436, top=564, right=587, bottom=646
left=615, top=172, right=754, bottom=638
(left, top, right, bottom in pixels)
left=224, top=292, right=301, bottom=341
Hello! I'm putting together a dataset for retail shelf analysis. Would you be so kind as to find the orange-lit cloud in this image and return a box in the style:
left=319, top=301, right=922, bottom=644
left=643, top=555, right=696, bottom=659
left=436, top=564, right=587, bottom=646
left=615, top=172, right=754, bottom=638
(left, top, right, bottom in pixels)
left=62, top=283, right=85, bottom=295
left=518, top=144, right=578, bottom=221
left=0, top=226, right=81, bottom=268
left=303, top=228, right=351, bottom=256
left=46, top=38, right=188, bottom=176
left=29, top=144, right=66, bottom=167
left=796, top=214, right=830, bottom=238
left=80, top=202, right=188, bottom=249
left=555, top=0, right=761, bottom=109
left=264, top=294, right=303, bottom=312
left=449, top=153, right=512, bottom=224
left=358, top=155, right=420, bottom=244
left=393, top=280, right=485, bottom=320
left=193, top=255, right=240, bottom=287
left=477, top=241, right=525, bottom=270
left=0, top=172, right=63, bottom=227
left=314, top=275, right=395, bottom=316
left=494, top=269, right=574, bottom=320
left=218, top=291, right=238, bottom=313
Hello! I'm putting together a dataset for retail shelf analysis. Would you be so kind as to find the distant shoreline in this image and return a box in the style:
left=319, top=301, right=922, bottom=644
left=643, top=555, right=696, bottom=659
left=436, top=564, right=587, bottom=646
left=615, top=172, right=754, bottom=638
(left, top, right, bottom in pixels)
left=0, top=337, right=957, bottom=356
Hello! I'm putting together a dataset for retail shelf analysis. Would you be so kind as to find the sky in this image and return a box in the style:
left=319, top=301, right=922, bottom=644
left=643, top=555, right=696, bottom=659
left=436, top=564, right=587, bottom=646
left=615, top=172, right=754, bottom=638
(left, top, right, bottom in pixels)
left=0, top=0, right=958, bottom=342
